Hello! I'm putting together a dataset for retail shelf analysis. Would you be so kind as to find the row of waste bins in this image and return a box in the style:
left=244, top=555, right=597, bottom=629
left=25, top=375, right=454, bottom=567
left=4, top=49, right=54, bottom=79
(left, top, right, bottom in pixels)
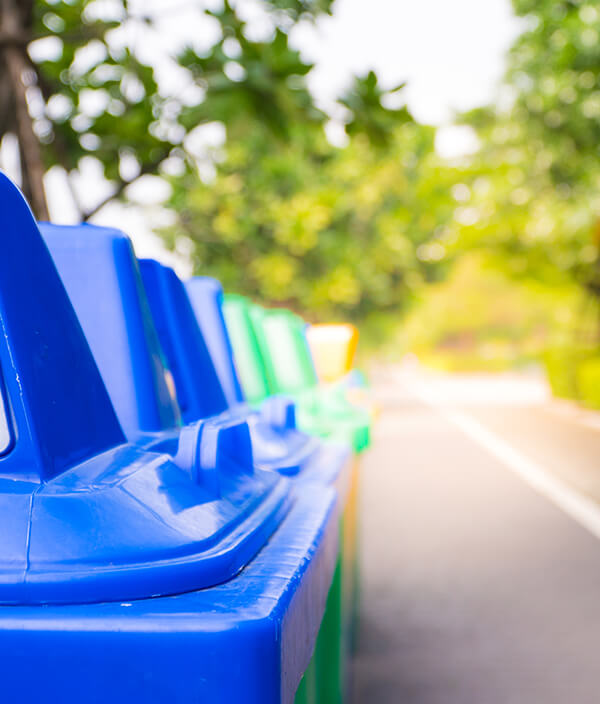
left=0, top=172, right=372, bottom=703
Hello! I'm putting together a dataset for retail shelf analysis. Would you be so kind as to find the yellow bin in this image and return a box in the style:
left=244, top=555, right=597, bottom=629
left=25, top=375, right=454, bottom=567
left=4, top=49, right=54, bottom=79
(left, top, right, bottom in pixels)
left=306, top=324, right=359, bottom=385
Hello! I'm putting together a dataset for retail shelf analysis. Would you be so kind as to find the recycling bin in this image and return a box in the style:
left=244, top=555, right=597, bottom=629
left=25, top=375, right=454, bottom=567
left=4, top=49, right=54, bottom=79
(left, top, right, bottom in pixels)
left=40, top=223, right=350, bottom=491
left=250, top=307, right=371, bottom=662
left=184, top=276, right=245, bottom=408
left=260, top=308, right=371, bottom=452
left=139, top=265, right=358, bottom=704
left=0, top=174, right=342, bottom=703
left=306, top=323, right=359, bottom=385
left=307, top=324, right=377, bottom=428
left=186, top=279, right=361, bottom=704
left=259, top=309, right=369, bottom=701
left=222, top=293, right=274, bottom=404
left=39, top=214, right=353, bottom=703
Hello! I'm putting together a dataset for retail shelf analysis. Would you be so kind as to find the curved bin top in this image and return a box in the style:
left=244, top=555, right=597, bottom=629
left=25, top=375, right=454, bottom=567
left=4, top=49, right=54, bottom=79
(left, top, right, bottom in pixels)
left=185, top=277, right=245, bottom=408
left=40, top=222, right=180, bottom=438
left=139, top=260, right=229, bottom=423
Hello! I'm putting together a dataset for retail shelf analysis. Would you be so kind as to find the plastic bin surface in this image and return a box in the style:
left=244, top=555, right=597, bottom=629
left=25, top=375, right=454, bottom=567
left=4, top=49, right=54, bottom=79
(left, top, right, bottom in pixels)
left=137, top=259, right=229, bottom=421
left=0, top=487, right=338, bottom=704
left=0, top=175, right=341, bottom=703
left=261, top=309, right=320, bottom=394
left=179, top=283, right=358, bottom=704
left=306, top=323, right=359, bottom=385
left=39, top=221, right=180, bottom=439
left=185, top=276, right=245, bottom=408
left=223, top=294, right=272, bottom=404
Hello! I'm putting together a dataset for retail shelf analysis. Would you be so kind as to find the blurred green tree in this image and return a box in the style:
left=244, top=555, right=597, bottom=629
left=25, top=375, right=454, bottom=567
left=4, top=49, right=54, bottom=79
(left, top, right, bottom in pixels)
left=1, top=0, right=456, bottom=323
left=0, top=0, right=332, bottom=219
left=1, top=0, right=166, bottom=218
left=162, top=14, right=455, bottom=321
left=162, top=116, right=455, bottom=322
left=508, top=0, right=600, bottom=186
left=454, top=0, right=600, bottom=299
left=405, top=0, right=600, bottom=373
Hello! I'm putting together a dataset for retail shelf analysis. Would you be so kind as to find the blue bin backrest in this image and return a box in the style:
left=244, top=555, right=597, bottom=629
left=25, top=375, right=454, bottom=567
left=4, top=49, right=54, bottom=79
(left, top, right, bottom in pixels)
left=0, top=174, right=124, bottom=481
left=139, top=260, right=229, bottom=423
left=185, top=277, right=245, bottom=408
left=40, top=223, right=181, bottom=438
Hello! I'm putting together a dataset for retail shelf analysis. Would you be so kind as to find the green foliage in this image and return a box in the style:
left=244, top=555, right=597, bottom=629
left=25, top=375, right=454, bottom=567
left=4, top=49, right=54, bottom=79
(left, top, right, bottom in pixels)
left=22, top=0, right=456, bottom=324
left=162, top=116, right=455, bottom=322
left=245, top=0, right=334, bottom=22
left=455, top=1, right=600, bottom=294
left=447, top=112, right=599, bottom=290
left=28, top=1, right=172, bottom=198
left=12, top=0, right=333, bottom=218
left=178, top=3, right=324, bottom=139
left=509, top=0, right=600, bottom=186
left=543, top=349, right=575, bottom=398
left=20, top=0, right=600, bottom=379
left=399, top=254, right=581, bottom=370
left=157, top=1, right=458, bottom=323
left=543, top=346, right=590, bottom=399
left=576, top=356, right=600, bottom=408
left=157, top=0, right=600, bottom=336
left=338, top=72, right=412, bottom=147
left=405, top=0, right=600, bottom=377
left=542, top=346, right=600, bottom=407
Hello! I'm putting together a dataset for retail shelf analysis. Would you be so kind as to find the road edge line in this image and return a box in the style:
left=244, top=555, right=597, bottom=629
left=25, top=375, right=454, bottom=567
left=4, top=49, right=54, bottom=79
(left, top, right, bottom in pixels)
left=410, top=382, right=600, bottom=542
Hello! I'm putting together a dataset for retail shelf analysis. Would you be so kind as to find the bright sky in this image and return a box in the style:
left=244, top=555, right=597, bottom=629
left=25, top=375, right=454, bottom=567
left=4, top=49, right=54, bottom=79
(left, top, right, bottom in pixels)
left=294, top=0, right=521, bottom=124
left=39, top=0, right=523, bottom=274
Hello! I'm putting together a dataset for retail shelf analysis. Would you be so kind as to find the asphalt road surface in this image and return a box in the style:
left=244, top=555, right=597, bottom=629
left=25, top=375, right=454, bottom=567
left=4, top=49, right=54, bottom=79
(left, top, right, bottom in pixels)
left=352, top=367, right=600, bottom=703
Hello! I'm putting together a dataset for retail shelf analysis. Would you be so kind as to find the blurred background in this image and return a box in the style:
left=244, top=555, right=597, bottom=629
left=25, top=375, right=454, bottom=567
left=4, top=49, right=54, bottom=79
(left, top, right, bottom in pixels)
left=7, top=3, right=600, bottom=702
left=4, top=0, right=595, bottom=400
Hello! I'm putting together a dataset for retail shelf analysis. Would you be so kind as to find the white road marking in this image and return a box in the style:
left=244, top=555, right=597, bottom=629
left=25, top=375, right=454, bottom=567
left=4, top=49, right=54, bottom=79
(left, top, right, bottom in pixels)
left=544, top=398, right=600, bottom=433
left=411, top=382, right=600, bottom=542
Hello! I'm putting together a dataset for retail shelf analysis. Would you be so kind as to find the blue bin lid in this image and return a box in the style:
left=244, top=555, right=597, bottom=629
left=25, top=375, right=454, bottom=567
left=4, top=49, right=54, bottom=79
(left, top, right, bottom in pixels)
left=39, top=222, right=180, bottom=438
left=185, top=277, right=245, bottom=407
left=0, top=177, right=125, bottom=483
left=0, top=178, right=289, bottom=605
left=139, top=260, right=229, bottom=422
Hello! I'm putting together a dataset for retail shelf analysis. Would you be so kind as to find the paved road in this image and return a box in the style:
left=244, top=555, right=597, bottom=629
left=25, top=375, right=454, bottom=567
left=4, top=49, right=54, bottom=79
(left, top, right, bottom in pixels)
left=352, top=368, right=600, bottom=703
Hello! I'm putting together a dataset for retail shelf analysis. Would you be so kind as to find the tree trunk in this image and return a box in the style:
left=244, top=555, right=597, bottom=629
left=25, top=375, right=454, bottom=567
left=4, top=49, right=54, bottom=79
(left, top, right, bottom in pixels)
left=0, top=0, right=48, bottom=220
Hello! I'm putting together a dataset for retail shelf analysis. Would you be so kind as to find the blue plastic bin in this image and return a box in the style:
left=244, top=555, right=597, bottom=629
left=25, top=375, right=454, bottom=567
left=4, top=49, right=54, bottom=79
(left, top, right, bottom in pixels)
left=185, top=276, right=245, bottom=408
left=0, top=173, right=341, bottom=703
left=151, top=271, right=359, bottom=704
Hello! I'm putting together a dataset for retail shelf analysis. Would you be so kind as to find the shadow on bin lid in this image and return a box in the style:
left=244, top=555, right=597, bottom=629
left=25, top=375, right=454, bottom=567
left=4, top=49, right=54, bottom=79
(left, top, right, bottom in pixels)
left=0, top=175, right=289, bottom=605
